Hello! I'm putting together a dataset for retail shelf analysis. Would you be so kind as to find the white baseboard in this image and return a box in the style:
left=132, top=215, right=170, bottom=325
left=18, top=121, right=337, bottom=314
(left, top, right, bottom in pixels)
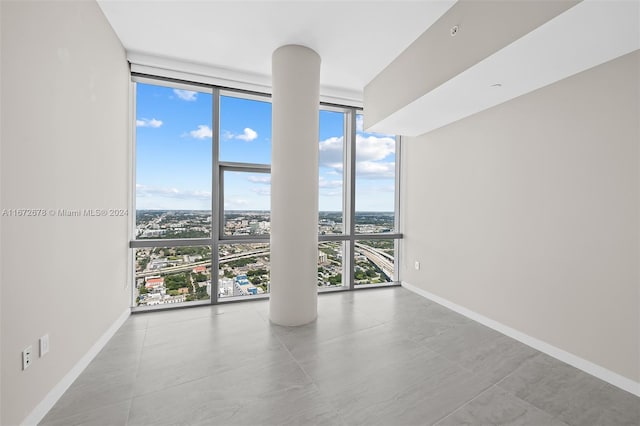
left=401, top=281, right=640, bottom=397
left=21, top=308, right=131, bottom=426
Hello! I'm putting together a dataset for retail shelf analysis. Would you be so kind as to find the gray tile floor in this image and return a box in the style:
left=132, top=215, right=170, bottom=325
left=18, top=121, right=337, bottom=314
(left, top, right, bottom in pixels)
left=40, top=287, right=639, bottom=426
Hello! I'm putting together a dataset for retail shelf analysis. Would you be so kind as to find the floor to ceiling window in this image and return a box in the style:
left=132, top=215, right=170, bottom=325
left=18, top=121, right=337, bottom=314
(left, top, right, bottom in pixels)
left=132, top=82, right=214, bottom=307
left=353, top=113, right=399, bottom=286
left=317, top=109, right=401, bottom=290
left=130, top=76, right=401, bottom=309
left=216, top=92, right=272, bottom=301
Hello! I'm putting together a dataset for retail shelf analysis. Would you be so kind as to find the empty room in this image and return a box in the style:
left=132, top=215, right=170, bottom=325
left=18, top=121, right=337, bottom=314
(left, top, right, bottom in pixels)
left=1, top=0, right=639, bottom=425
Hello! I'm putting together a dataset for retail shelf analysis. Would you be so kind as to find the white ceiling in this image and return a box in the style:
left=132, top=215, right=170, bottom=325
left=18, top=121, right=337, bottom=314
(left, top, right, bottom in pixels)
left=98, top=0, right=639, bottom=135
left=370, top=0, right=640, bottom=136
left=97, top=0, right=456, bottom=103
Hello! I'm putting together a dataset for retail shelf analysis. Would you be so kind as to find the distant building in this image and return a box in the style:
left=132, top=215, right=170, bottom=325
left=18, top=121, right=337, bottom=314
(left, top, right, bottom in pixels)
left=144, top=294, right=186, bottom=306
left=145, top=276, right=164, bottom=289
left=234, top=274, right=263, bottom=296
left=192, top=265, right=206, bottom=274
left=141, top=229, right=166, bottom=238
left=219, top=278, right=234, bottom=297
left=149, top=258, right=168, bottom=269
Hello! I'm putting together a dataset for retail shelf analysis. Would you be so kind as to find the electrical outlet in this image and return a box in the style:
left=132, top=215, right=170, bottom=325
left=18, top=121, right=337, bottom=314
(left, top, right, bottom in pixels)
left=22, top=346, right=32, bottom=370
left=40, top=334, right=50, bottom=357
left=414, top=261, right=420, bottom=271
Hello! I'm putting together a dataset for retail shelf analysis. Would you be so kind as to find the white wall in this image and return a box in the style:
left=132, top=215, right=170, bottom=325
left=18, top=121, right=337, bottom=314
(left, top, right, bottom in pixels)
left=0, top=1, right=4, bottom=423
left=0, top=1, right=130, bottom=424
left=401, top=51, right=639, bottom=384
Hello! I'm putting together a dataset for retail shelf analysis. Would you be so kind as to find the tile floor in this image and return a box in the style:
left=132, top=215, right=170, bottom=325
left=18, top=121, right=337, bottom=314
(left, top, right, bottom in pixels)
left=40, top=287, right=639, bottom=426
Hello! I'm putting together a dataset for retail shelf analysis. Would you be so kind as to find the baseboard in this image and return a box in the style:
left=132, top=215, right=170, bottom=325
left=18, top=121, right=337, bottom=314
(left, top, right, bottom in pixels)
left=21, top=308, right=131, bottom=426
left=401, top=281, right=640, bottom=397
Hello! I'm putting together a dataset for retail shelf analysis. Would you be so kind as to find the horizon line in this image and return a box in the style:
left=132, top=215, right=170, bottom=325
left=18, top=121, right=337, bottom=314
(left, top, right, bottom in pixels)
left=136, top=209, right=395, bottom=213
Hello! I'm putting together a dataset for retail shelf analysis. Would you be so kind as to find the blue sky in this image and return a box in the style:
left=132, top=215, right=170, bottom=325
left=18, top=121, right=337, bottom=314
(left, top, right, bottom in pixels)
left=136, top=82, right=395, bottom=212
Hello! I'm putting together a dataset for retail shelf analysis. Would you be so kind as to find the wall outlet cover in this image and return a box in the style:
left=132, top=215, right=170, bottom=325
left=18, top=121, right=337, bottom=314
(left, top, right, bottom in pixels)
left=22, top=346, right=33, bottom=370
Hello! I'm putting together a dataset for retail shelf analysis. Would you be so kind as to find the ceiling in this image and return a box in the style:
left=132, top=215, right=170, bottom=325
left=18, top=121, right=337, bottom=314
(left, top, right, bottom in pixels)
left=97, top=0, right=456, bottom=103
left=98, top=0, right=639, bottom=135
left=369, top=0, right=640, bottom=135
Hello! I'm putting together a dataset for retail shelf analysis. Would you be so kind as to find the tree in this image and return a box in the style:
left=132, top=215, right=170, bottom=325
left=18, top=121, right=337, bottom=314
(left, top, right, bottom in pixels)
left=247, top=268, right=267, bottom=277
left=228, top=257, right=256, bottom=268
left=193, top=272, right=208, bottom=282
left=165, top=273, right=188, bottom=290
left=195, top=286, right=208, bottom=299
left=138, top=257, right=150, bottom=271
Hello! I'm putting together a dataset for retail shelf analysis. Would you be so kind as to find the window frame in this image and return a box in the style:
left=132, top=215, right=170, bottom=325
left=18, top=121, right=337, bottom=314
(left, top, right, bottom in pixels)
left=130, top=75, right=402, bottom=311
left=317, top=107, right=402, bottom=291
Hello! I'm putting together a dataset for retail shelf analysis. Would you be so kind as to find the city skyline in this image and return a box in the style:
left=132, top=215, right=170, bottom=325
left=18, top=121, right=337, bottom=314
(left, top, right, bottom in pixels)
left=134, top=210, right=395, bottom=306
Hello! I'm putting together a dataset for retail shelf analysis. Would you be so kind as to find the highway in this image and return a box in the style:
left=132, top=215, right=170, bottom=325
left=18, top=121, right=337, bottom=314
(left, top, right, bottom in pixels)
left=354, top=242, right=395, bottom=281
left=136, top=245, right=393, bottom=281
left=136, top=248, right=270, bottom=278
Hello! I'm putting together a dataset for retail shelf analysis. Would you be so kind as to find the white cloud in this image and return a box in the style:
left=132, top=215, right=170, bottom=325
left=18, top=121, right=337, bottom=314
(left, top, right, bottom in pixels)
left=173, top=89, right=197, bottom=101
left=136, top=184, right=211, bottom=200
left=248, top=175, right=271, bottom=184
left=356, top=161, right=395, bottom=179
left=250, top=187, right=271, bottom=196
left=189, top=125, right=213, bottom=139
left=319, top=177, right=342, bottom=189
left=356, top=114, right=364, bottom=132
left=224, top=128, right=258, bottom=142
left=319, top=134, right=395, bottom=166
left=319, top=136, right=344, bottom=170
left=237, top=128, right=258, bottom=141
left=136, top=118, right=163, bottom=128
left=319, top=176, right=342, bottom=198
left=355, top=135, right=395, bottom=162
left=320, top=190, right=342, bottom=197
left=319, top=134, right=395, bottom=179
left=224, top=198, right=249, bottom=209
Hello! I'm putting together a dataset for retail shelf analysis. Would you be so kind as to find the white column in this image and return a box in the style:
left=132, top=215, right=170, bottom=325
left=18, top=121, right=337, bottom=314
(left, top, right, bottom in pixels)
left=269, top=45, right=320, bottom=326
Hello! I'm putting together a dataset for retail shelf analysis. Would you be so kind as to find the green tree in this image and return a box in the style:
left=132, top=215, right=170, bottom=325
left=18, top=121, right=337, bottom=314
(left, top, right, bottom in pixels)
left=165, top=273, right=188, bottom=290
left=228, top=257, right=256, bottom=268
left=193, top=272, right=208, bottom=282
left=195, top=286, right=208, bottom=299
left=247, top=269, right=267, bottom=277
